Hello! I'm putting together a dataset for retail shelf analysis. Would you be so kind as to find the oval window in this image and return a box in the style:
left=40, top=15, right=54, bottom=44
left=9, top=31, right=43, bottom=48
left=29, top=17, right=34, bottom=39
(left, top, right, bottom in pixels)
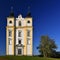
left=9, top=21, right=12, bottom=23
left=27, top=21, right=30, bottom=23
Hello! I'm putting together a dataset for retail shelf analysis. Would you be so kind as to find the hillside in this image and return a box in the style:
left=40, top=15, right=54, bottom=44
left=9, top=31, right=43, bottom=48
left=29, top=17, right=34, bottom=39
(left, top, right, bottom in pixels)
left=0, top=56, right=60, bottom=60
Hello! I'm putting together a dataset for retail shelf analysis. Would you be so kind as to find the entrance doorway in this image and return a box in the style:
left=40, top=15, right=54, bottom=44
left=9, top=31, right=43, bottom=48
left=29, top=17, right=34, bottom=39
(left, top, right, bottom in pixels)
left=18, top=49, right=22, bottom=55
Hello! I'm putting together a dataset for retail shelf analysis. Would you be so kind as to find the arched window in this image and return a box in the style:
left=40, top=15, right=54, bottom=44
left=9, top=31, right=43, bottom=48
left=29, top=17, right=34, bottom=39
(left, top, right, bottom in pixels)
left=18, top=39, right=21, bottom=44
left=19, top=21, right=21, bottom=26
left=27, top=30, right=30, bottom=37
left=8, top=30, right=12, bottom=37
left=8, top=38, right=12, bottom=45
left=18, top=30, right=22, bottom=37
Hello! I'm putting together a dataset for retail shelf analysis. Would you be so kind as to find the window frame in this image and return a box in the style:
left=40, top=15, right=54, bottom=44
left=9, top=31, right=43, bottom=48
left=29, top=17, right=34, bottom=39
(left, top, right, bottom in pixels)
left=8, top=30, right=12, bottom=37
left=18, top=30, right=22, bottom=37
left=19, top=21, right=21, bottom=26
left=27, top=30, right=30, bottom=37
left=8, top=38, right=12, bottom=45
left=27, top=38, right=30, bottom=45
left=18, top=39, right=21, bottom=44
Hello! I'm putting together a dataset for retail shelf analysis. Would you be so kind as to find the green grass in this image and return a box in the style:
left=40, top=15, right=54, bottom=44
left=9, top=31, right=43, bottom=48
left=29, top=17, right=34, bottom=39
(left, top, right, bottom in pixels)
left=0, top=56, right=60, bottom=60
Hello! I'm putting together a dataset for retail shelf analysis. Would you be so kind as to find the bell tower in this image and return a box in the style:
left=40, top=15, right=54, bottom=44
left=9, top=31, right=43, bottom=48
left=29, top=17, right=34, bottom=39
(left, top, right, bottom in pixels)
left=6, top=7, right=15, bottom=55
left=24, top=11, right=33, bottom=55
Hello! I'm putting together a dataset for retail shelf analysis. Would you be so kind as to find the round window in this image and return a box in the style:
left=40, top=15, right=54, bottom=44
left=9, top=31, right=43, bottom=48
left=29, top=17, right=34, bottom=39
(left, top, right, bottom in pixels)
left=27, top=21, right=30, bottom=23
left=9, top=21, right=12, bottom=23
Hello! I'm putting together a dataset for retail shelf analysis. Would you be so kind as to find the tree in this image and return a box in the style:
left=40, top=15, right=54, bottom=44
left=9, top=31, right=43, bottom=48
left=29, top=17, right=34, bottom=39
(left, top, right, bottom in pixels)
left=37, top=36, right=57, bottom=57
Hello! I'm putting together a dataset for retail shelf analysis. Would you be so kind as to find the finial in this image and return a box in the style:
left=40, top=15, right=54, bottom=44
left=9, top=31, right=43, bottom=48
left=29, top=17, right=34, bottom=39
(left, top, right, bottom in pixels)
left=28, top=6, right=30, bottom=13
left=9, top=6, right=14, bottom=17
left=26, top=6, right=31, bottom=17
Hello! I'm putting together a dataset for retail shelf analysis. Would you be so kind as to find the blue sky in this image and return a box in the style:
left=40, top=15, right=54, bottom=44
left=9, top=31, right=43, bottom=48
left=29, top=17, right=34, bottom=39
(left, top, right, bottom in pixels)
left=0, top=0, right=60, bottom=55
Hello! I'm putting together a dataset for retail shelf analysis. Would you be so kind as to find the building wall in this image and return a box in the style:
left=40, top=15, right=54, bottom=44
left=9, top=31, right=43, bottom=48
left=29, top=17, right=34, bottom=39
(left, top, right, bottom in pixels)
left=6, top=14, right=33, bottom=56
left=6, top=27, right=14, bottom=55
left=6, top=17, right=15, bottom=55
left=25, top=17, right=33, bottom=55
left=25, top=18, right=32, bottom=26
left=26, top=28, right=33, bottom=55
left=16, top=15, right=26, bottom=27
left=16, top=28, right=24, bottom=45
left=8, top=45, right=13, bottom=55
left=7, top=18, right=15, bottom=26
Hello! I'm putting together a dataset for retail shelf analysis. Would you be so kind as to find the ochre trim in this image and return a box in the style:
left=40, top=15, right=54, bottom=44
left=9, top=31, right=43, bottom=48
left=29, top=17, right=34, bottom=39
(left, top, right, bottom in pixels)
left=16, top=26, right=33, bottom=29
left=6, top=26, right=33, bottom=29
left=6, top=26, right=15, bottom=55
left=23, top=28, right=27, bottom=55
left=6, top=26, right=15, bottom=28
left=12, top=27, right=14, bottom=55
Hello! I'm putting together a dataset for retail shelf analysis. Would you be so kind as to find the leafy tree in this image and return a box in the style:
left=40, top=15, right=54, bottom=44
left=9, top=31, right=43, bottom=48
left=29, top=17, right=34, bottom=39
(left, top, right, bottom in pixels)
left=37, top=36, right=57, bottom=57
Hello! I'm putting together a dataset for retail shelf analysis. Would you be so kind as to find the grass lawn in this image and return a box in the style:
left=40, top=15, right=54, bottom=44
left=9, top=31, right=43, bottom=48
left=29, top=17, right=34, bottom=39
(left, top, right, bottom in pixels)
left=0, top=56, right=60, bottom=60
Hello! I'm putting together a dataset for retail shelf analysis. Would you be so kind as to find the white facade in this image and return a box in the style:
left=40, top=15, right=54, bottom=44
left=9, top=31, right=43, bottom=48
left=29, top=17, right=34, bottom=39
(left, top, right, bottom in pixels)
left=16, top=15, right=26, bottom=27
left=16, top=29, right=24, bottom=45
left=8, top=45, right=13, bottom=55
left=6, top=13, right=33, bottom=56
